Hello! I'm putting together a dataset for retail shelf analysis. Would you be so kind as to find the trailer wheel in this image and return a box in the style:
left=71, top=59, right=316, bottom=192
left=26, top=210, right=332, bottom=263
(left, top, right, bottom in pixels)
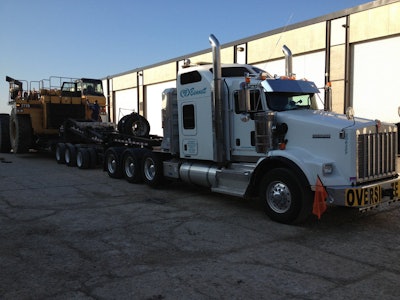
left=122, top=113, right=150, bottom=137
left=104, top=147, right=123, bottom=178
left=259, top=168, right=312, bottom=224
left=65, top=143, right=77, bottom=167
left=55, top=143, right=66, bottom=164
left=77, top=147, right=91, bottom=169
left=0, top=114, right=11, bottom=153
left=122, top=148, right=145, bottom=183
left=142, top=150, right=164, bottom=187
left=9, top=109, right=32, bottom=153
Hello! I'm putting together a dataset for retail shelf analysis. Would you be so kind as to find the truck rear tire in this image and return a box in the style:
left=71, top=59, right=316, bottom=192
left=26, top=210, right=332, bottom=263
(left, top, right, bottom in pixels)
left=104, top=147, right=123, bottom=178
left=122, top=148, right=145, bottom=183
left=9, top=109, right=32, bottom=154
left=259, top=168, right=312, bottom=224
left=0, top=114, right=11, bottom=153
left=142, top=150, right=164, bottom=187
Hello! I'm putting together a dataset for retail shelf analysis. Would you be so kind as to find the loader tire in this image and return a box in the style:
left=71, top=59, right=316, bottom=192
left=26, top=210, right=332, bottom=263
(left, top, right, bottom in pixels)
left=122, top=113, right=150, bottom=137
left=0, top=114, right=11, bottom=153
left=9, top=109, right=32, bottom=154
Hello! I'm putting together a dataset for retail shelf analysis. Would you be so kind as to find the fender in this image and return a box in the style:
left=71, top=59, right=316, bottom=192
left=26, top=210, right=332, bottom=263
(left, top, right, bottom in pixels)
left=246, top=148, right=331, bottom=197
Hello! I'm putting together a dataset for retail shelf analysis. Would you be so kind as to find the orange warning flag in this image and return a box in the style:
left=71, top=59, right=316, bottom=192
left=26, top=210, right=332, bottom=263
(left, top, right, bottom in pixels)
left=312, top=176, right=328, bottom=219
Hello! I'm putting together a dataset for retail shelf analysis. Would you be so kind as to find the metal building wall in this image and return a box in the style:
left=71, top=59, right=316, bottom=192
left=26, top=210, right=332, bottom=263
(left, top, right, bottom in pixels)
left=105, top=0, right=400, bottom=125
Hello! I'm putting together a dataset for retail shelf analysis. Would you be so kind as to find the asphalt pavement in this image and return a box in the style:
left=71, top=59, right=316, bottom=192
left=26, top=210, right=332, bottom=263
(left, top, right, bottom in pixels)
left=1, top=152, right=400, bottom=299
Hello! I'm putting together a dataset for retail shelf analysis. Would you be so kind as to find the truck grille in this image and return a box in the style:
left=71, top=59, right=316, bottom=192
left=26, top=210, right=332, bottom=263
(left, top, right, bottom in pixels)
left=357, top=130, right=397, bottom=183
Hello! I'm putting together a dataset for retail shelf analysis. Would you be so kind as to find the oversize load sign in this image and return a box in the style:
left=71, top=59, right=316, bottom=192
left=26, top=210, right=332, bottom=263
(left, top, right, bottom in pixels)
left=345, top=180, right=400, bottom=207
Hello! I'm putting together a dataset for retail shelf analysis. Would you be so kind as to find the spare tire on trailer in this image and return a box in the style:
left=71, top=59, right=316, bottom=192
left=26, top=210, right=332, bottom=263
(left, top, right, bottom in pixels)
left=117, top=115, right=130, bottom=133
left=0, top=113, right=11, bottom=153
left=9, top=109, right=33, bottom=153
left=120, top=113, right=150, bottom=137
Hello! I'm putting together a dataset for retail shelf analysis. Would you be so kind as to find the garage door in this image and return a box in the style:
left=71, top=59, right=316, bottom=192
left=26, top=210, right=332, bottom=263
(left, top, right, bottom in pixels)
left=145, top=81, right=176, bottom=136
left=352, top=36, right=400, bottom=123
left=114, top=88, right=138, bottom=122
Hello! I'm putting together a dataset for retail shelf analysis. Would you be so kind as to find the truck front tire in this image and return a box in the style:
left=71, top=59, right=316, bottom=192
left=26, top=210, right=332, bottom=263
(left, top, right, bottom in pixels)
left=259, top=168, right=312, bottom=224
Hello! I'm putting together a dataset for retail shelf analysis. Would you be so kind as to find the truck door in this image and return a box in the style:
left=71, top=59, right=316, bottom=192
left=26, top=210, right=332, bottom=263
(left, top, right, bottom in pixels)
left=230, top=89, right=263, bottom=160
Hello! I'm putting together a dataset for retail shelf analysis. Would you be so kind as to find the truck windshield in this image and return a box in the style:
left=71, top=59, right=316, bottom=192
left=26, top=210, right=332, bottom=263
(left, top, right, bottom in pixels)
left=266, top=92, right=318, bottom=111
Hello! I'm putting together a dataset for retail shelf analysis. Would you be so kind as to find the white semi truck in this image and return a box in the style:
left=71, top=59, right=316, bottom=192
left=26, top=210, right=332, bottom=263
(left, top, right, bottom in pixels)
left=98, top=35, right=399, bottom=224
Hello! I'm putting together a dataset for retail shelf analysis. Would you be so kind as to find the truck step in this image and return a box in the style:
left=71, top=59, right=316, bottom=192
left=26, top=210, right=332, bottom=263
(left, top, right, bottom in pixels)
left=212, top=165, right=254, bottom=197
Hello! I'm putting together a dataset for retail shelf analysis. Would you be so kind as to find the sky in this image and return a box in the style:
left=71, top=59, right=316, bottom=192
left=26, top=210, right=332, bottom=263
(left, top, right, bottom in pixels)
left=0, top=0, right=371, bottom=113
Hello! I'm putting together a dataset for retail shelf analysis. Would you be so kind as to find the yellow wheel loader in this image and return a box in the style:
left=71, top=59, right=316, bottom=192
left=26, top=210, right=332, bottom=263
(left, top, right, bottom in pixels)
left=0, top=76, right=107, bottom=153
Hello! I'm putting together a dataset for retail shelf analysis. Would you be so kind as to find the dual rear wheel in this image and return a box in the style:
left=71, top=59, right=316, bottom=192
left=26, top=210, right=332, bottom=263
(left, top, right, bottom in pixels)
left=104, top=147, right=164, bottom=187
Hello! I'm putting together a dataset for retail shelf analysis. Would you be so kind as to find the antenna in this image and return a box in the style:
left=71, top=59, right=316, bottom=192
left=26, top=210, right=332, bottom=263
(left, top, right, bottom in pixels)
left=262, top=13, right=294, bottom=70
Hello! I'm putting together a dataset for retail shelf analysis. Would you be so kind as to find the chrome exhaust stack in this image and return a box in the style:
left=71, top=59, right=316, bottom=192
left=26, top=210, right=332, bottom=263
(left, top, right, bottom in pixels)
left=209, top=34, right=226, bottom=164
left=282, top=45, right=293, bottom=77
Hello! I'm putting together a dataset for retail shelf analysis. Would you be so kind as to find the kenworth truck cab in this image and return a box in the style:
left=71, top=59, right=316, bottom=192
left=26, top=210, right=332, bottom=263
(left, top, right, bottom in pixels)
left=155, top=35, right=399, bottom=224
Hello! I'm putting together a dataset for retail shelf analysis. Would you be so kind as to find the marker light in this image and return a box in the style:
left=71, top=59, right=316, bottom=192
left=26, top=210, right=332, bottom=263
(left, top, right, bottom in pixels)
left=322, top=163, right=333, bottom=175
left=259, top=72, right=268, bottom=80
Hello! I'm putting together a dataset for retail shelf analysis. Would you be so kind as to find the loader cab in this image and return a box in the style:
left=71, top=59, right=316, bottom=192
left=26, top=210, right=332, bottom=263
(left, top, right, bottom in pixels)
left=6, top=76, right=25, bottom=103
left=77, top=79, right=104, bottom=96
left=76, top=78, right=107, bottom=121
